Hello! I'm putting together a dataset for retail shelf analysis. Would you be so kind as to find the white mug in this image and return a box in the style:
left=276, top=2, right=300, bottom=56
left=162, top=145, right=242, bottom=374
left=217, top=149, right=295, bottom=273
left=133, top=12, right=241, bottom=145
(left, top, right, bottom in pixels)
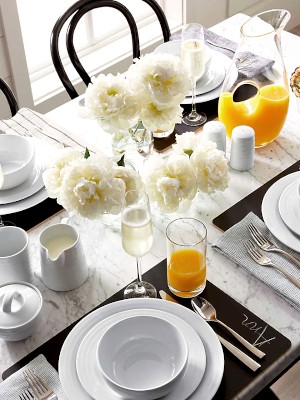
left=0, top=226, right=33, bottom=285
left=39, top=223, right=88, bottom=291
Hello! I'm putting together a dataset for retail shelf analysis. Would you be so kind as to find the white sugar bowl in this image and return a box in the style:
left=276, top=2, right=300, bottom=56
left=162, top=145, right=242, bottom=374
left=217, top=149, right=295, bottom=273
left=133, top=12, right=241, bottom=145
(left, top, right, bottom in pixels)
left=0, top=282, right=42, bottom=341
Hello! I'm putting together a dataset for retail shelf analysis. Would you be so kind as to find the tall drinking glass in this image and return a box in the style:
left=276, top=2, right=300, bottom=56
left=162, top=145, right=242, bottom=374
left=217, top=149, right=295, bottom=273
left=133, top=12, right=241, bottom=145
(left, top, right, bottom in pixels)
left=166, top=218, right=207, bottom=298
left=181, top=23, right=207, bottom=126
left=121, top=190, right=157, bottom=299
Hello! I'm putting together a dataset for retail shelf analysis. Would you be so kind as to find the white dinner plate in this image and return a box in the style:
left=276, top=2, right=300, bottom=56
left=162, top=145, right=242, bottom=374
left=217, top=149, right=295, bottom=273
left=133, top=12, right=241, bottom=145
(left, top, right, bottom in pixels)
left=76, top=308, right=206, bottom=400
left=261, top=171, right=300, bottom=253
left=0, top=138, right=57, bottom=214
left=59, top=298, right=224, bottom=400
left=278, top=179, right=300, bottom=237
left=182, top=51, right=237, bottom=104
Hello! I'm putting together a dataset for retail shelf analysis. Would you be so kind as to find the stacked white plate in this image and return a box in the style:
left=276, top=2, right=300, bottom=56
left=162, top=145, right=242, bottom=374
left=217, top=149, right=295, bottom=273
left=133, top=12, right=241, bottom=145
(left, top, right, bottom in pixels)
left=59, top=298, right=224, bottom=400
left=153, top=40, right=238, bottom=104
left=0, top=138, right=56, bottom=215
left=262, top=171, right=300, bottom=252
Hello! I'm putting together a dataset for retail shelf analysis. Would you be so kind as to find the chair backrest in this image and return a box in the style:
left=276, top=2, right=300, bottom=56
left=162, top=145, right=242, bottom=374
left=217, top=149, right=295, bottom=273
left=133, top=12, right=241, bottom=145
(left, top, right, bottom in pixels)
left=51, top=0, right=171, bottom=99
left=0, top=78, right=19, bottom=117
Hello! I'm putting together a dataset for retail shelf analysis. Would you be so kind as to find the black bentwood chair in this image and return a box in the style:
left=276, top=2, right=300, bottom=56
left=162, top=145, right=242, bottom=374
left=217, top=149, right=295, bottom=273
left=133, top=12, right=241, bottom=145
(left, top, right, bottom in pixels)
left=0, top=78, right=19, bottom=117
left=51, top=0, right=171, bottom=99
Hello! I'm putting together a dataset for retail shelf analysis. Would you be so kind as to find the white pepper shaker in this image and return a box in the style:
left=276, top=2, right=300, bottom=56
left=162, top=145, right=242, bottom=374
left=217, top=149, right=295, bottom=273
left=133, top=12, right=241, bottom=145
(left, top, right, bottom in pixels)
left=203, top=121, right=226, bottom=153
left=230, top=125, right=255, bottom=171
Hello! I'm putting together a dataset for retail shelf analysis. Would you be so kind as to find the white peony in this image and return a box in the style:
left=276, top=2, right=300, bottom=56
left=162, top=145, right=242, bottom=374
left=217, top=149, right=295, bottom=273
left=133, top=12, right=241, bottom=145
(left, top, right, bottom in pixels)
left=84, top=73, right=139, bottom=133
left=127, top=53, right=190, bottom=108
left=190, top=141, right=229, bottom=193
left=42, top=148, right=83, bottom=198
left=58, top=153, right=126, bottom=219
left=144, top=155, right=197, bottom=212
left=140, top=102, right=183, bottom=132
left=113, top=165, right=144, bottom=192
left=172, top=131, right=204, bottom=156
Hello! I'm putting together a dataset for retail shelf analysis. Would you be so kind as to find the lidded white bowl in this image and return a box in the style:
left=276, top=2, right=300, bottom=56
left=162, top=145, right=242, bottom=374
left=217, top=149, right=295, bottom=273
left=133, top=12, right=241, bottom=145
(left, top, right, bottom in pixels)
left=0, top=281, right=42, bottom=341
left=97, top=314, right=188, bottom=399
left=0, top=134, right=35, bottom=190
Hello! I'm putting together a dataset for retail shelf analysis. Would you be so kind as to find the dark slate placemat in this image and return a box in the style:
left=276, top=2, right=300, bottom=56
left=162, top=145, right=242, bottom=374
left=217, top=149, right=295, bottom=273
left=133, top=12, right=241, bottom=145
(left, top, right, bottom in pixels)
left=3, top=259, right=291, bottom=400
left=213, top=160, right=300, bottom=232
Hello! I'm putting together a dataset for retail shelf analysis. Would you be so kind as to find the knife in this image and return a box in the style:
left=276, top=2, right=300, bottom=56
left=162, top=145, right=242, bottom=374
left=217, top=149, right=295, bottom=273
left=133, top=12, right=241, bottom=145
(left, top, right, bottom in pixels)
left=159, top=290, right=261, bottom=372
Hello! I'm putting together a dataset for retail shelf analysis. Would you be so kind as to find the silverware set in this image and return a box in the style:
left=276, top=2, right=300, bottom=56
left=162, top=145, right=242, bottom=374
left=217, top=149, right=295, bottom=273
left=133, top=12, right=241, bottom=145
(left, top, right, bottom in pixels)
left=245, top=223, right=300, bottom=288
left=19, top=369, right=57, bottom=400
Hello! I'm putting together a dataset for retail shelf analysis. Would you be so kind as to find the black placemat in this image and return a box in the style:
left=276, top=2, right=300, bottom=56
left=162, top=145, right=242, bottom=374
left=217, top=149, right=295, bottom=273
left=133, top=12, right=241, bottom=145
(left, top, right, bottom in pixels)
left=213, top=160, right=300, bottom=232
left=3, top=259, right=291, bottom=400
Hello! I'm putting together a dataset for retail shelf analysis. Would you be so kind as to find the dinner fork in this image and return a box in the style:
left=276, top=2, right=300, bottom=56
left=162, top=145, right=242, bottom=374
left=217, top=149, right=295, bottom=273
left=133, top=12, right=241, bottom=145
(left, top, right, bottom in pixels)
left=247, top=223, right=300, bottom=268
left=24, top=369, right=58, bottom=400
left=244, top=240, right=300, bottom=288
left=19, top=389, right=35, bottom=400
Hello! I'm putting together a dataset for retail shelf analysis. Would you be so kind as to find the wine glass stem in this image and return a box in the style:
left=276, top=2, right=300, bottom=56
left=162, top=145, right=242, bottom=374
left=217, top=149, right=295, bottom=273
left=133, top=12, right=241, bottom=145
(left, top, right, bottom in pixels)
left=190, top=79, right=197, bottom=117
left=136, top=257, right=143, bottom=285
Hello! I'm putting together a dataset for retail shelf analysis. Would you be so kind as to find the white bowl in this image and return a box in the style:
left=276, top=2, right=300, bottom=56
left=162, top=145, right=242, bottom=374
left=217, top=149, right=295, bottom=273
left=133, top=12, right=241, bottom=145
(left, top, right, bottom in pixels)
left=0, top=135, right=35, bottom=190
left=0, top=281, right=43, bottom=341
left=97, top=314, right=188, bottom=399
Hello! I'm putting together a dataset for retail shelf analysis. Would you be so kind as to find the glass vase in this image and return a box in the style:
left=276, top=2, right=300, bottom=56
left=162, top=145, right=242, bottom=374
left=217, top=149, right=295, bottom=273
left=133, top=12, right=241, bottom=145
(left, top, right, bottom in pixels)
left=218, top=9, right=290, bottom=148
left=111, top=120, right=153, bottom=159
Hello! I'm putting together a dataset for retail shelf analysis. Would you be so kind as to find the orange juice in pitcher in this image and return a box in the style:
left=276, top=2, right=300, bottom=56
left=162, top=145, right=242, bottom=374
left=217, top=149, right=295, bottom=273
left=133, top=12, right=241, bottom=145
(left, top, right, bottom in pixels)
left=218, top=9, right=290, bottom=147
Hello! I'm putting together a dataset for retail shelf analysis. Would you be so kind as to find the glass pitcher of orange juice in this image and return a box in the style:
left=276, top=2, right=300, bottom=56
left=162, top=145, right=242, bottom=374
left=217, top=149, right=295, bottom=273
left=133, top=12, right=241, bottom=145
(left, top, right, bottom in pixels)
left=218, top=9, right=290, bottom=148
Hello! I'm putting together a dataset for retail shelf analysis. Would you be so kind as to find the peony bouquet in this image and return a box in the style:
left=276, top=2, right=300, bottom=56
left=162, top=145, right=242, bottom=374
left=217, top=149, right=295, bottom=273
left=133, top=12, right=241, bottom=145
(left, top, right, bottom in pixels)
left=83, top=53, right=191, bottom=134
left=43, top=148, right=142, bottom=220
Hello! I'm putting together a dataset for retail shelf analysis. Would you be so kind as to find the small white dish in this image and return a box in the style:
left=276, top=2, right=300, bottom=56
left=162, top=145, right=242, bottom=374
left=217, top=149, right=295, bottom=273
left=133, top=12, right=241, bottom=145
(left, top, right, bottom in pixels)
left=262, top=171, right=300, bottom=252
left=278, top=179, right=300, bottom=236
left=0, top=135, right=35, bottom=190
left=96, top=315, right=188, bottom=399
left=75, top=308, right=206, bottom=400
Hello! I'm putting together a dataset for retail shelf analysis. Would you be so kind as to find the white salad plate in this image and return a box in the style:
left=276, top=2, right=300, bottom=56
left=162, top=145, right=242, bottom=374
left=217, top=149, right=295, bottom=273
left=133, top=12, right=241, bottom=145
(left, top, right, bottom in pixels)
left=0, top=138, right=57, bottom=214
left=76, top=308, right=206, bottom=400
left=59, top=298, right=224, bottom=400
left=182, top=51, right=237, bottom=104
left=262, top=172, right=300, bottom=253
left=278, top=179, right=300, bottom=237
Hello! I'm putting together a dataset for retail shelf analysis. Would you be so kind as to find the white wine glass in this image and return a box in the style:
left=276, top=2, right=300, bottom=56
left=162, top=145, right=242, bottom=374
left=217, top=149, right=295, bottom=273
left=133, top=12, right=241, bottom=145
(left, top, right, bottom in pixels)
left=121, top=189, right=157, bottom=299
left=181, top=23, right=207, bottom=126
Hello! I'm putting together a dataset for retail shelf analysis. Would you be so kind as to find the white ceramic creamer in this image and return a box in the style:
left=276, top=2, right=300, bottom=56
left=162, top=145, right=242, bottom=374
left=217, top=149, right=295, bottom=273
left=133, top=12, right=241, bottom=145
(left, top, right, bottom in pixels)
left=39, top=223, right=88, bottom=291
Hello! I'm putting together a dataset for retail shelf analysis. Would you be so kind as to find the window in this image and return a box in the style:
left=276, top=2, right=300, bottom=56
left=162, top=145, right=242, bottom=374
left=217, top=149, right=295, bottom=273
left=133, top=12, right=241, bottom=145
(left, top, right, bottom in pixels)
left=11, top=0, right=183, bottom=108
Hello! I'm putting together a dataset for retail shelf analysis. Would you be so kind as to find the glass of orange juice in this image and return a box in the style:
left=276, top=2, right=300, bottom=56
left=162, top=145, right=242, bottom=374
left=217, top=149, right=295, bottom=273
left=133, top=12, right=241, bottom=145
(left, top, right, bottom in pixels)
left=166, top=218, right=207, bottom=298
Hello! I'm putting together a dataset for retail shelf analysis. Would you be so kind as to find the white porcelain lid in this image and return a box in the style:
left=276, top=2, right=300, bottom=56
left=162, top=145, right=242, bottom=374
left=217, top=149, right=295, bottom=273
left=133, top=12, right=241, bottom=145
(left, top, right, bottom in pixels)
left=0, top=282, right=42, bottom=328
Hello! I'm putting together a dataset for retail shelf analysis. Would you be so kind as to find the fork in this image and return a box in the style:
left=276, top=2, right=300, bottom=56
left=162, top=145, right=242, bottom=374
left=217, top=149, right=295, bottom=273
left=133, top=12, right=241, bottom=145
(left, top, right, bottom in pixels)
left=244, top=240, right=300, bottom=288
left=247, top=223, right=300, bottom=268
left=24, top=369, right=58, bottom=400
left=19, top=389, right=35, bottom=400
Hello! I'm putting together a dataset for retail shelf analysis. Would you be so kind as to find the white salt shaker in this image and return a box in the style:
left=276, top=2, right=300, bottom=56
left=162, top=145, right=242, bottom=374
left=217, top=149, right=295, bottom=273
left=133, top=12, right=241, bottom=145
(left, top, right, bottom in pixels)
left=230, top=125, right=255, bottom=171
left=203, top=121, right=226, bottom=153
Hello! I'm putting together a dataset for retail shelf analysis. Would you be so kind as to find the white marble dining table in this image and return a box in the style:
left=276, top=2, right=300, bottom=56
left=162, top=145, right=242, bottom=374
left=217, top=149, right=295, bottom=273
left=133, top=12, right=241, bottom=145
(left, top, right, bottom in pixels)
left=1, top=13, right=300, bottom=400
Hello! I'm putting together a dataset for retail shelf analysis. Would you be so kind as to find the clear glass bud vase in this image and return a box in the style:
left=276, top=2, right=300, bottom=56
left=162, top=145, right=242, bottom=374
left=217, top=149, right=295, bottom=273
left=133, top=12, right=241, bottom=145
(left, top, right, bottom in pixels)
left=218, top=9, right=290, bottom=148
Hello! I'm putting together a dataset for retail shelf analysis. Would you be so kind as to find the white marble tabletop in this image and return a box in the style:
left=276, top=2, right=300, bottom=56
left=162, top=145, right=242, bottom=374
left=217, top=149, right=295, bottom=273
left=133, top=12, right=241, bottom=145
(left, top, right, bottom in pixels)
left=1, top=13, right=300, bottom=400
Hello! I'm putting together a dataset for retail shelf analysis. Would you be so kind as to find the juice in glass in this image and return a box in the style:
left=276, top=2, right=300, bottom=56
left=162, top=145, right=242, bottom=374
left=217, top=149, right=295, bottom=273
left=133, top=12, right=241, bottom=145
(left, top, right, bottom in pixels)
left=167, top=248, right=206, bottom=297
left=218, top=84, right=289, bottom=147
left=166, top=218, right=207, bottom=298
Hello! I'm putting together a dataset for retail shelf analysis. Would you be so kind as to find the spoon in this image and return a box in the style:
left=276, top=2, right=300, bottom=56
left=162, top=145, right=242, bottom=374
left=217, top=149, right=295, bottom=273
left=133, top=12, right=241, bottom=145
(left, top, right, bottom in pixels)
left=191, top=297, right=265, bottom=359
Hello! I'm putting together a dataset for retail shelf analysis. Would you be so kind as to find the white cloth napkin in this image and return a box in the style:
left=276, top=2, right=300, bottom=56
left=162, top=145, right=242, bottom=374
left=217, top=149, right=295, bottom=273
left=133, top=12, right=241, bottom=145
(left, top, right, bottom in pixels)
left=0, top=107, right=98, bottom=153
left=212, top=212, right=300, bottom=311
left=171, top=29, right=274, bottom=78
left=0, top=354, right=68, bottom=399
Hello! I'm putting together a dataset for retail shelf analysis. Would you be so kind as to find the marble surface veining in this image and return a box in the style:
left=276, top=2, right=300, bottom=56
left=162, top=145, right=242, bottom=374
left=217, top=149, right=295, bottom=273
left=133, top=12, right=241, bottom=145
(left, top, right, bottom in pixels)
left=0, top=13, right=300, bottom=400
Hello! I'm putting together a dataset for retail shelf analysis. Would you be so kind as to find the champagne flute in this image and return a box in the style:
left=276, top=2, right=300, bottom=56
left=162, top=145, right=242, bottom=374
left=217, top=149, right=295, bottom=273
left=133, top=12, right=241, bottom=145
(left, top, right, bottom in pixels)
left=121, top=189, right=157, bottom=299
left=181, top=23, right=207, bottom=126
